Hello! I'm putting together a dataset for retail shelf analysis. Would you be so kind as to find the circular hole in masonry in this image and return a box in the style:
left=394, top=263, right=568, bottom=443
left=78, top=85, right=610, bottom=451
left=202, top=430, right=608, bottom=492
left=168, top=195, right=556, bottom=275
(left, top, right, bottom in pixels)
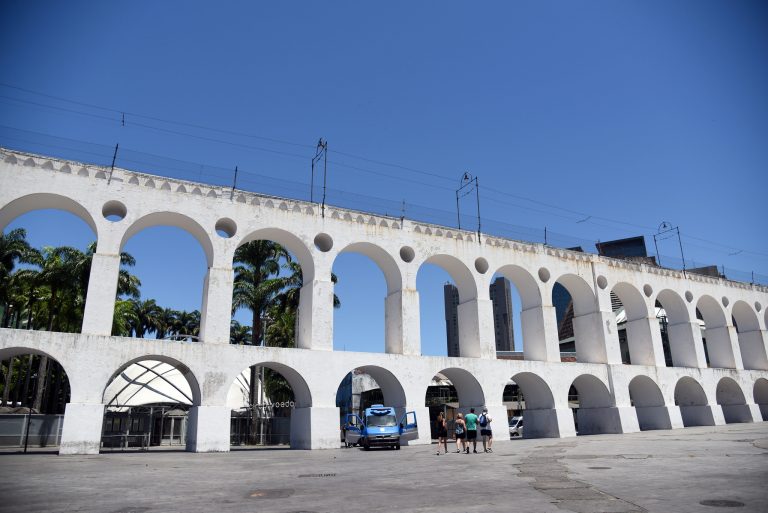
left=643, top=284, right=653, bottom=298
left=474, top=257, right=489, bottom=274
left=685, top=291, right=694, bottom=303
left=538, top=267, right=550, bottom=283
left=102, top=200, right=127, bottom=222
left=722, top=296, right=729, bottom=307
left=215, top=217, right=237, bottom=238
left=755, top=302, right=762, bottom=312
left=399, top=246, right=415, bottom=263
left=314, top=233, right=333, bottom=252
left=596, top=275, right=608, bottom=289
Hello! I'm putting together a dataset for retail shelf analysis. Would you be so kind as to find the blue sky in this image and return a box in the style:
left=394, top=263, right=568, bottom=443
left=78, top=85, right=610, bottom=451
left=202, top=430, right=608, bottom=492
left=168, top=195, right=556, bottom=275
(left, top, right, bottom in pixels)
left=1, top=1, right=766, bottom=355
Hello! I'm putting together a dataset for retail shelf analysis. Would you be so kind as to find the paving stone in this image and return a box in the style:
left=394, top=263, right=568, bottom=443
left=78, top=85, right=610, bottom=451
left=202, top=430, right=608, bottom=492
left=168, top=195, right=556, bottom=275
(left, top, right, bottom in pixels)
left=554, top=499, right=645, bottom=513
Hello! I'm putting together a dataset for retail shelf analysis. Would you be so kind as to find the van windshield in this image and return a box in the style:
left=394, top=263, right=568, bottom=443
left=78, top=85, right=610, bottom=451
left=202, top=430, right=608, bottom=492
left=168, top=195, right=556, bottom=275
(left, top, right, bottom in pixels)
left=367, top=414, right=397, bottom=427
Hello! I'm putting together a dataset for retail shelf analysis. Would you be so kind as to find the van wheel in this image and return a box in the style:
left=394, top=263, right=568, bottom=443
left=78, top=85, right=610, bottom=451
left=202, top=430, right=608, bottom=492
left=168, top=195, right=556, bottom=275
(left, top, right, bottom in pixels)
left=395, top=442, right=400, bottom=450
left=363, top=440, right=370, bottom=451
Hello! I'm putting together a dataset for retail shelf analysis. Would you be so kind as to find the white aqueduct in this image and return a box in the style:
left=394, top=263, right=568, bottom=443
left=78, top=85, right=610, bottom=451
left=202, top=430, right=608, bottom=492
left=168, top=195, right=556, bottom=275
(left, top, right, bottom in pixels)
left=1, top=148, right=767, bottom=455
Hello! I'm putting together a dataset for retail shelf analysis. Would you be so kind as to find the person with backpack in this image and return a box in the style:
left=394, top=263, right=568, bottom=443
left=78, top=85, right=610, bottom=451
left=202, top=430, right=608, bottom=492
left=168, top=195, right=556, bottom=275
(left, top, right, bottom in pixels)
left=464, top=408, right=479, bottom=454
left=454, top=413, right=466, bottom=453
left=479, top=407, right=493, bottom=453
left=435, top=412, right=448, bottom=455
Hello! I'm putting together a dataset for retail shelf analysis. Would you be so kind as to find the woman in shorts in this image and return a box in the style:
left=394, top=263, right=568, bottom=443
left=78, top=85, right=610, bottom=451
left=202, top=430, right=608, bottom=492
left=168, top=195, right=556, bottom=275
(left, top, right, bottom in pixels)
left=454, top=413, right=467, bottom=453
left=435, top=412, right=448, bottom=455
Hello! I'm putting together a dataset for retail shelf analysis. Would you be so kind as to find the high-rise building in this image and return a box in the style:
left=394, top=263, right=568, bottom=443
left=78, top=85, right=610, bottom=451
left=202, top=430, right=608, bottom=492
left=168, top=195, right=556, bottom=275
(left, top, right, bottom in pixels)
left=489, top=277, right=515, bottom=351
left=444, top=277, right=514, bottom=356
left=443, top=283, right=460, bottom=357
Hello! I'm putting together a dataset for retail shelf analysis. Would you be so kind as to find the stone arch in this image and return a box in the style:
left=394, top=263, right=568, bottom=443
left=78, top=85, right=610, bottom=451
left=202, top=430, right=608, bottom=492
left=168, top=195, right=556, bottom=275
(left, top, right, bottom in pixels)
left=696, top=295, right=736, bottom=369
left=674, top=376, right=713, bottom=427
left=612, top=282, right=656, bottom=366
left=508, top=371, right=563, bottom=438
left=421, top=254, right=477, bottom=302
left=570, top=374, right=616, bottom=435
left=552, top=273, right=602, bottom=363
left=340, top=365, right=408, bottom=409
left=0, top=346, right=73, bottom=408
left=433, top=367, right=484, bottom=408
left=754, top=378, right=768, bottom=421
left=628, top=375, right=672, bottom=430
left=495, top=264, right=540, bottom=309
left=655, top=289, right=699, bottom=368
left=237, top=227, right=315, bottom=283
left=102, top=355, right=202, bottom=406
left=232, top=361, right=312, bottom=409
left=716, top=377, right=752, bottom=424
left=337, top=242, right=402, bottom=294
left=0, top=192, right=98, bottom=235
left=120, top=212, right=214, bottom=268
left=731, top=301, right=768, bottom=370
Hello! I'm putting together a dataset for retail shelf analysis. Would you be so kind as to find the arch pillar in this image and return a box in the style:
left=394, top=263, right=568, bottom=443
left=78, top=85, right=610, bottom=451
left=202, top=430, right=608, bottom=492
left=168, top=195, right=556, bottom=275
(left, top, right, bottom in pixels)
left=199, top=265, right=234, bottom=344
left=59, top=402, right=105, bottom=455
left=521, top=304, right=561, bottom=362
left=385, top=285, right=420, bottom=356
left=706, top=324, right=743, bottom=370
left=739, top=329, right=768, bottom=371
left=457, top=297, right=495, bottom=358
left=186, top=405, right=230, bottom=452
left=669, top=320, right=708, bottom=368
left=81, top=253, right=121, bottom=336
left=625, top=315, right=667, bottom=367
left=297, top=278, right=334, bottom=350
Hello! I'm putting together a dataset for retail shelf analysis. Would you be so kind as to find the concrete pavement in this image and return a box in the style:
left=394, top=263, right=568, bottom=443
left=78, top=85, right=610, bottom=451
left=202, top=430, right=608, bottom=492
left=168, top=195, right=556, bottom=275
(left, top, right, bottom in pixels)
left=1, top=423, right=767, bottom=512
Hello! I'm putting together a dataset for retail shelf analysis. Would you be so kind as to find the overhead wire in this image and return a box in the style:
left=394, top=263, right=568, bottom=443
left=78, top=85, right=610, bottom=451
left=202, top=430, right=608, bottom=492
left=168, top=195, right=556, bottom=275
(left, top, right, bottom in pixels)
left=0, top=82, right=765, bottom=262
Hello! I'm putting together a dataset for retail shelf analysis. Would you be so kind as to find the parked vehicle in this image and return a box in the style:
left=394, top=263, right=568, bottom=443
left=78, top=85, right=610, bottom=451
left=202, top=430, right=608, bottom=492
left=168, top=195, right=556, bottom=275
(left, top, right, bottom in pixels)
left=343, top=405, right=418, bottom=450
left=508, top=416, right=523, bottom=438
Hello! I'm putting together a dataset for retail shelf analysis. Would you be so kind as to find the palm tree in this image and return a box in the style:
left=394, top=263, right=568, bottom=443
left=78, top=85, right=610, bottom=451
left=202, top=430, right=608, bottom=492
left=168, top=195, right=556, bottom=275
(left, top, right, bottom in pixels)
left=112, top=299, right=137, bottom=337
left=154, top=307, right=179, bottom=340
left=232, top=240, right=291, bottom=345
left=128, top=298, right=163, bottom=338
left=230, top=320, right=252, bottom=345
left=0, top=228, right=34, bottom=325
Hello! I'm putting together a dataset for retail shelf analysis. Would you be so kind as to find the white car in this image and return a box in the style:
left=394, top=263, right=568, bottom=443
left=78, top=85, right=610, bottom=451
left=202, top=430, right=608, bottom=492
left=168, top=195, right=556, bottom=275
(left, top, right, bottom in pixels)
left=508, top=416, right=523, bottom=438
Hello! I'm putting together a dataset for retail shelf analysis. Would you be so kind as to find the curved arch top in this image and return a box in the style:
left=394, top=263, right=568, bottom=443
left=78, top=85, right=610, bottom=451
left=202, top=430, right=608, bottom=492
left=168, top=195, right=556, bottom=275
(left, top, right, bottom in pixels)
left=344, top=365, right=408, bottom=408
left=612, top=282, right=650, bottom=322
left=696, top=295, right=728, bottom=329
left=422, top=254, right=477, bottom=302
left=628, top=375, right=665, bottom=408
left=238, top=227, right=315, bottom=283
left=510, top=372, right=554, bottom=410
left=433, top=367, right=485, bottom=407
left=554, top=273, right=595, bottom=316
left=732, top=300, right=760, bottom=332
left=338, top=241, right=402, bottom=294
left=571, top=374, right=613, bottom=408
left=103, top=355, right=202, bottom=406
left=238, top=361, right=313, bottom=408
left=121, top=212, right=214, bottom=268
left=0, top=192, right=98, bottom=236
left=655, top=289, right=690, bottom=323
left=495, top=264, right=541, bottom=309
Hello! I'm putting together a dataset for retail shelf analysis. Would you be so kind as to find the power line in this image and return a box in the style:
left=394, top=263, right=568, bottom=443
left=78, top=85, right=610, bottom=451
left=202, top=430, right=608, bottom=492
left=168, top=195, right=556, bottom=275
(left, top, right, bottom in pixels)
left=0, top=84, right=765, bottom=260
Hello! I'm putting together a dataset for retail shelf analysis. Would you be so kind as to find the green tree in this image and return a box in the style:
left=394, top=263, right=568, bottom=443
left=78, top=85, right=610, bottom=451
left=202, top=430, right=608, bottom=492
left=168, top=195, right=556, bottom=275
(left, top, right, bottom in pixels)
left=128, top=298, right=163, bottom=338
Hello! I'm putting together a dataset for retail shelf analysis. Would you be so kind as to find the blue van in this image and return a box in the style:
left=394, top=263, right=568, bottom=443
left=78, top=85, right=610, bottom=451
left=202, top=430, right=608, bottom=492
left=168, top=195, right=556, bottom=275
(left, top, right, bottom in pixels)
left=343, top=405, right=417, bottom=450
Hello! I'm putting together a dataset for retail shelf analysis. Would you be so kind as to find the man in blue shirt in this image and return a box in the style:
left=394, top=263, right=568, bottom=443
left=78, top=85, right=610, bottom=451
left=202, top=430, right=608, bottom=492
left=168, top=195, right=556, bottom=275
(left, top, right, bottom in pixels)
left=464, top=408, right=479, bottom=454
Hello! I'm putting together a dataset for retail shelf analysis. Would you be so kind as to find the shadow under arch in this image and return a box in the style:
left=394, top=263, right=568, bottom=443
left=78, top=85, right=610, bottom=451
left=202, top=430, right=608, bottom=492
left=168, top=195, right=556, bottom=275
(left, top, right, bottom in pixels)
left=341, top=365, right=407, bottom=408
left=674, top=376, right=712, bottom=427
left=716, top=377, right=752, bottom=424
left=570, top=374, right=617, bottom=435
left=0, top=192, right=98, bottom=235
left=732, top=300, right=767, bottom=371
left=655, top=289, right=698, bottom=367
left=237, top=227, right=315, bottom=283
left=508, top=371, right=564, bottom=439
left=120, top=211, right=214, bottom=268
left=612, top=282, right=655, bottom=366
left=433, top=367, right=484, bottom=408
left=243, top=361, right=312, bottom=408
left=628, top=375, right=671, bottom=430
left=0, top=346, right=72, bottom=412
left=103, top=355, right=202, bottom=406
left=697, top=295, right=735, bottom=369
left=754, top=378, right=768, bottom=421
left=553, top=273, right=601, bottom=363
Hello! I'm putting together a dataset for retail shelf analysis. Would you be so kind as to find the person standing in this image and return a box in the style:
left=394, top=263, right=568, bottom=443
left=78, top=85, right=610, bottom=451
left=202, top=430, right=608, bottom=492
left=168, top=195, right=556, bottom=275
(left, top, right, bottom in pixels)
left=479, top=407, right=493, bottom=453
left=454, top=413, right=466, bottom=453
left=464, top=408, right=479, bottom=454
left=435, top=412, right=448, bottom=455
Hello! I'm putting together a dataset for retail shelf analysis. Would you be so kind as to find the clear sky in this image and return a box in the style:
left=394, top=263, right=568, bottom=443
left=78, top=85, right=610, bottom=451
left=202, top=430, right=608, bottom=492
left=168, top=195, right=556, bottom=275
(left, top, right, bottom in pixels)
left=1, top=1, right=766, bottom=355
